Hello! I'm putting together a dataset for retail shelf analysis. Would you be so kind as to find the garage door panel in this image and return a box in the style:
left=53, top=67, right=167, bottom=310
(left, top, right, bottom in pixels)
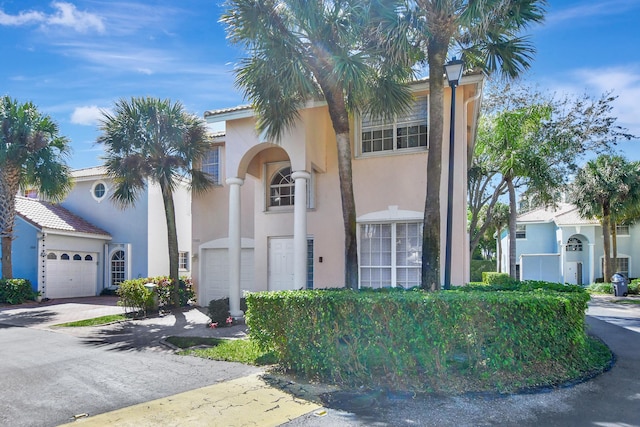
left=45, top=252, right=98, bottom=299
left=200, top=248, right=254, bottom=307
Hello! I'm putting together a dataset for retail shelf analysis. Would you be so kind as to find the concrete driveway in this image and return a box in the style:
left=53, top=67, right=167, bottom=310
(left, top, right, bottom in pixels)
left=1, top=295, right=639, bottom=426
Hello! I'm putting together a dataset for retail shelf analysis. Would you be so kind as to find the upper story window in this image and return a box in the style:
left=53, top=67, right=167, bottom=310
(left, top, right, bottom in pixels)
left=359, top=95, right=427, bottom=156
left=566, top=237, right=583, bottom=251
left=270, top=167, right=294, bottom=207
left=23, top=188, right=39, bottom=199
left=515, top=224, right=526, bottom=239
left=202, top=146, right=222, bottom=185
left=91, top=181, right=108, bottom=202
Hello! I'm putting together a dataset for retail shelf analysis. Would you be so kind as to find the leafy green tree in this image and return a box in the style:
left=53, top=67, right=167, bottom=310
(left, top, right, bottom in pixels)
left=470, top=83, right=635, bottom=279
left=413, top=0, right=546, bottom=289
left=571, top=155, right=640, bottom=280
left=97, top=97, right=214, bottom=305
left=222, top=0, right=419, bottom=289
left=0, top=96, right=72, bottom=279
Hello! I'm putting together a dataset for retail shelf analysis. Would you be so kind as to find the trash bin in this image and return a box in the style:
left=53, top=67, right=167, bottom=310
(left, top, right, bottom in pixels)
left=611, top=273, right=629, bottom=297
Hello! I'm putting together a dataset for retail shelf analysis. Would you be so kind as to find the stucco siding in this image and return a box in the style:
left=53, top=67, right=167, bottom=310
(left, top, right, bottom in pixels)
left=11, top=219, right=39, bottom=289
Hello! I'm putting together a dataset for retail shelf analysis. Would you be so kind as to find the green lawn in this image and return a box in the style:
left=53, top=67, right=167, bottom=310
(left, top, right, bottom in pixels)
left=165, top=336, right=277, bottom=366
left=53, top=314, right=127, bottom=327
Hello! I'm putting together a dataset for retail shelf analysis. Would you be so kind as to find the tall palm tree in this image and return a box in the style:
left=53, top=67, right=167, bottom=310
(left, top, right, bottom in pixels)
left=222, top=0, right=420, bottom=289
left=413, top=0, right=547, bottom=289
left=0, top=96, right=72, bottom=279
left=97, top=97, right=214, bottom=305
left=571, top=155, right=640, bottom=281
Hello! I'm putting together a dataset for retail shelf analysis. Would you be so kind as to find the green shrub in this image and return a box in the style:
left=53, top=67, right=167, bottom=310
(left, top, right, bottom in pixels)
left=482, top=271, right=516, bottom=285
left=153, top=276, right=195, bottom=307
left=246, top=287, right=591, bottom=393
left=462, top=280, right=585, bottom=294
left=207, top=297, right=247, bottom=326
left=0, top=278, right=38, bottom=304
left=470, top=260, right=496, bottom=283
left=629, top=279, right=640, bottom=295
left=116, top=280, right=155, bottom=317
left=586, top=283, right=613, bottom=294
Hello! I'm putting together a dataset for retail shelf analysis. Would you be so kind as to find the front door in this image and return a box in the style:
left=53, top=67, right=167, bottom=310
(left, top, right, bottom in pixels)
left=566, top=262, right=583, bottom=285
left=268, top=238, right=294, bottom=291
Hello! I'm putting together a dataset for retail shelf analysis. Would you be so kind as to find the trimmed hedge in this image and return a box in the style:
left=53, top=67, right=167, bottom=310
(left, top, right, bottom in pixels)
left=246, top=285, right=591, bottom=393
left=482, top=271, right=516, bottom=285
left=0, top=278, right=38, bottom=304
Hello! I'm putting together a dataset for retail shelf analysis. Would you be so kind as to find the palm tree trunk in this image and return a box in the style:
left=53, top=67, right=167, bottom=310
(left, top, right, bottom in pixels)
left=0, top=165, right=20, bottom=279
left=602, top=204, right=612, bottom=281
left=422, top=37, right=449, bottom=291
left=317, top=80, right=358, bottom=290
left=159, top=180, right=180, bottom=306
left=507, top=176, right=518, bottom=279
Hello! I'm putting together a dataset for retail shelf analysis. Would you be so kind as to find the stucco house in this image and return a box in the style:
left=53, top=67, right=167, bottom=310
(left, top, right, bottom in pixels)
left=192, top=74, right=484, bottom=312
left=10, top=196, right=112, bottom=299
left=4, top=166, right=193, bottom=299
left=61, top=167, right=193, bottom=289
left=498, top=202, right=640, bottom=285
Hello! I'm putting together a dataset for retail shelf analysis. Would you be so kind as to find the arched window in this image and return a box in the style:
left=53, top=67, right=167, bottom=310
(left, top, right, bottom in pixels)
left=73, top=254, right=82, bottom=261
left=61, top=253, right=70, bottom=260
left=269, top=166, right=294, bottom=207
left=566, top=237, right=583, bottom=252
left=85, top=255, right=93, bottom=261
left=111, top=250, right=125, bottom=286
left=47, top=253, right=57, bottom=260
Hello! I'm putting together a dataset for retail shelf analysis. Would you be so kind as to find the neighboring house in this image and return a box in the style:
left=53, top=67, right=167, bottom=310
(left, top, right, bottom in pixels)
left=498, top=202, right=640, bottom=284
left=11, top=196, right=111, bottom=299
left=62, top=166, right=193, bottom=289
left=192, top=74, right=484, bottom=308
left=4, top=167, right=193, bottom=300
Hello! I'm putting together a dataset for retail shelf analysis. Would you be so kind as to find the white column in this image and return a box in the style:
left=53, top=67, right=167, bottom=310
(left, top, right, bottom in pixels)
left=227, top=177, right=244, bottom=317
left=559, top=243, right=566, bottom=283
left=588, top=243, right=595, bottom=285
left=292, top=171, right=311, bottom=289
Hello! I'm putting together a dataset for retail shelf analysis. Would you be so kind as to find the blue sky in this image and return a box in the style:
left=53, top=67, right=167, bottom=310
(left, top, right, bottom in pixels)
left=2, top=0, right=639, bottom=169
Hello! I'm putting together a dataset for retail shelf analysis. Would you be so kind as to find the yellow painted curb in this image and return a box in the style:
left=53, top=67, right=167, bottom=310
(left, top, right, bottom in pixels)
left=60, top=373, right=322, bottom=426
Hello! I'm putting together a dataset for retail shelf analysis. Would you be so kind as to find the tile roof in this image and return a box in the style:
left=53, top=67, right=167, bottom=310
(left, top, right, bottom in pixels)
left=15, top=197, right=111, bottom=238
left=71, top=166, right=106, bottom=178
left=517, top=202, right=599, bottom=226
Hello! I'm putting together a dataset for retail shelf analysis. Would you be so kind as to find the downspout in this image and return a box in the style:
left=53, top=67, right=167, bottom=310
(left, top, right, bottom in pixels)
left=464, top=79, right=484, bottom=170
left=37, top=232, right=47, bottom=301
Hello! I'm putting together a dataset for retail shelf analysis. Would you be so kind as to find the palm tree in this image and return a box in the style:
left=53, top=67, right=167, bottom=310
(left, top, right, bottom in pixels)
left=97, top=97, right=214, bottom=305
left=222, top=0, right=420, bottom=289
left=413, top=0, right=547, bottom=289
left=571, top=155, right=640, bottom=281
left=0, top=96, right=72, bottom=279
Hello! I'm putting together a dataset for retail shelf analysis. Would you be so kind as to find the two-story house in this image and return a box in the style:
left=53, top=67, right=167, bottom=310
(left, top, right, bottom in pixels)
left=192, top=74, right=484, bottom=312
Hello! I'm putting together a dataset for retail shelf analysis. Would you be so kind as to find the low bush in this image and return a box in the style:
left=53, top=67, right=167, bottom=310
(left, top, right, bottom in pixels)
left=482, top=271, right=516, bottom=285
left=470, top=260, right=496, bottom=283
left=117, top=276, right=195, bottom=314
left=207, top=297, right=247, bottom=326
left=247, top=285, right=593, bottom=393
left=116, top=280, right=155, bottom=317
left=0, top=278, right=38, bottom=304
left=586, top=283, right=613, bottom=294
left=628, top=279, right=640, bottom=295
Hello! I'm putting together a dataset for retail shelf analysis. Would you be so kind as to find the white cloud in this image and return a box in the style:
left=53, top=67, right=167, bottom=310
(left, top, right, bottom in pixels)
left=70, top=105, right=107, bottom=126
left=0, top=2, right=104, bottom=33
left=547, top=0, right=639, bottom=26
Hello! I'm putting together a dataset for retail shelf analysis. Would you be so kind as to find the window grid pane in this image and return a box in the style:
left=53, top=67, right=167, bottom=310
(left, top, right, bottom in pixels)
left=201, top=147, right=221, bottom=185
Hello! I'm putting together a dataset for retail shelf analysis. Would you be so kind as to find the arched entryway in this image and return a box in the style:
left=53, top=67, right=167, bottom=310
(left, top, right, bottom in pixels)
left=565, top=234, right=589, bottom=285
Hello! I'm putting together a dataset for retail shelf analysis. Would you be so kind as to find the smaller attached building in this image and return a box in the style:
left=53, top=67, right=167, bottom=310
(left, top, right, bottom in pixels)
left=13, top=196, right=112, bottom=299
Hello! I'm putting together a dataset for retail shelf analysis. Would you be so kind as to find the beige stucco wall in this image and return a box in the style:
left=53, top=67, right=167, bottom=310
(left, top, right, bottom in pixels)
left=194, top=77, right=481, bottom=292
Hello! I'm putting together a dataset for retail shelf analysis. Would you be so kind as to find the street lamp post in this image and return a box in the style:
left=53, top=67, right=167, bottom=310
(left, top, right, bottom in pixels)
left=443, top=57, right=464, bottom=290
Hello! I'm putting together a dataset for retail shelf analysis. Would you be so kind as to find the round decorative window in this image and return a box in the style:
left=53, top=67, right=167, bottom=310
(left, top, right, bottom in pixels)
left=92, top=181, right=107, bottom=201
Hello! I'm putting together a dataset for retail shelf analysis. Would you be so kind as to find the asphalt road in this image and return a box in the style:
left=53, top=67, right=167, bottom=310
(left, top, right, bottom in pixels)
left=0, top=323, right=260, bottom=427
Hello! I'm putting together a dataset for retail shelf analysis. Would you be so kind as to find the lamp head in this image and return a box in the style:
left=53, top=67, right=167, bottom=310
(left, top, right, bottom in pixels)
left=444, top=57, right=464, bottom=87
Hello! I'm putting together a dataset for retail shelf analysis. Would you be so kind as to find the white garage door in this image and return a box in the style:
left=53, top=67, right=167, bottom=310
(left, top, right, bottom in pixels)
left=45, top=251, right=98, bottom=299
left=200, top=248, right=254, bottom=307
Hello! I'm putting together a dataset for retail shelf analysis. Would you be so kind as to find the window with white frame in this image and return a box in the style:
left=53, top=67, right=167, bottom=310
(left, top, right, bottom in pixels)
left=201, top=146, right=221, bottom=185
left=360, top=96, right=427, bottom=155
left=179, top=251, right=189, bottom=270
left=602, top=257, right=629, bottom=277
left=566, top=237, right=583, bottom=251
left=359, top=222, right=423, bottom=289
left=516, top=224, right=526, bottom=239
left=616, top=224, right=630, bottom=235
left=269, top=166, right=294, bottom=207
